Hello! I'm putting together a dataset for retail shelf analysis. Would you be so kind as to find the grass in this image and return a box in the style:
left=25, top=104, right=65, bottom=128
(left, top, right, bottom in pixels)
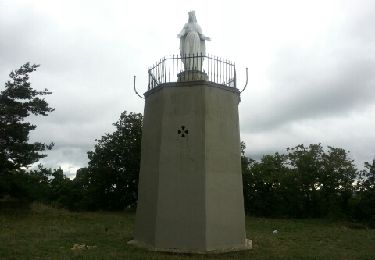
left=0, top=203, right=374, bottom=259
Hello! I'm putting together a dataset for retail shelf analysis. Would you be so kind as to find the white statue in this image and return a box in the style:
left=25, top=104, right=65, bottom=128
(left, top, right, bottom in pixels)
left=178, top=11, right=210, bottom=71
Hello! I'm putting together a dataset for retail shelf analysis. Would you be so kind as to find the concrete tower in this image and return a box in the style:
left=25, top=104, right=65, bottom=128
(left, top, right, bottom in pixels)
left=130, top=11, right=251, bottom=253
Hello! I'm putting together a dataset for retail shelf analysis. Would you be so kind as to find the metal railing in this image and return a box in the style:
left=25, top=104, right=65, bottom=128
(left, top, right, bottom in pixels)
left=148, top=54, right=236, bottom=90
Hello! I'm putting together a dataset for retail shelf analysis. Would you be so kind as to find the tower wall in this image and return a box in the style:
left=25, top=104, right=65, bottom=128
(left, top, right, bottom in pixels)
left=204, top=86, right=246, bottom=250
left=134, top=81, right=247, bottom=252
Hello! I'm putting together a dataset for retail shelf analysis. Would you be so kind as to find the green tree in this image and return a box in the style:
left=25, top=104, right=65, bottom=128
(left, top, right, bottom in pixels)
left=242, top=150, right=294, bottom=217
left=76, top=111, right=143, bottom=210
left=47, top=168, right=74, bottom=207
left=320, top=146, right=357, bottom=218
left=0, top=63, right=54, bottom=197
left=358, top=159, right=375, bottom=192
left=287, top=144, right=325, bottom=217
left=242, top=143, right=358, bottom=219
left=353, top=159, right=375, bottom=226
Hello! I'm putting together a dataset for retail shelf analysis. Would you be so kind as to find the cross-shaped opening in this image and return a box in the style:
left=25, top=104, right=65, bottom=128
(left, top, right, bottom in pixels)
left=177, top=125, right=189, bottom=137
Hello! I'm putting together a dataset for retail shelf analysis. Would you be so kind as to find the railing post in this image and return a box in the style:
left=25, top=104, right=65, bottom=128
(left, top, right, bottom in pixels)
left=234, top=63, right=237, bottom=89
left=148, top=68, right=150, bottom=90
left=164, top=57, right=167, bottom=83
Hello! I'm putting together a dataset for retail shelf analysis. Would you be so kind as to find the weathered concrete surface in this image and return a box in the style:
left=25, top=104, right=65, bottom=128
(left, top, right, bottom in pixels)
left=134, top=81, right=249, bottom=252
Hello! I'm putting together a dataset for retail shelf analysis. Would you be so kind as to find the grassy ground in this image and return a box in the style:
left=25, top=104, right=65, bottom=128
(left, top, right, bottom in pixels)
left=0, top=203, right=374, bottom=259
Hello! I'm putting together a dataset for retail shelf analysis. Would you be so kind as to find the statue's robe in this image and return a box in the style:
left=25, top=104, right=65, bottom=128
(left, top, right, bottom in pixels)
left=178, top=23, right=206, bottom=71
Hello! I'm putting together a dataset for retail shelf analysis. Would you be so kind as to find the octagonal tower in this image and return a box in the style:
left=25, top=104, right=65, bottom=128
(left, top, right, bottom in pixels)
left=130, top=11, right=251, bottom=253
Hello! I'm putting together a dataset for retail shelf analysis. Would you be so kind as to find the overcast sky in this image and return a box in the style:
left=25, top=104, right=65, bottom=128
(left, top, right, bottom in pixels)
left=1, top=0, right=375, bottom=177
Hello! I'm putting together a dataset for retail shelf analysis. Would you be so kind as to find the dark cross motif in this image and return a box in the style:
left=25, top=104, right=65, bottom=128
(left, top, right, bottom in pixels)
left=177, top=125, right=189, bottom=137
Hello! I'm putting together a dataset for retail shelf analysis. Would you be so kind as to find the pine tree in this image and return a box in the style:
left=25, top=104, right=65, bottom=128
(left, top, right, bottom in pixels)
left=0, top=62, right=54, bottom=173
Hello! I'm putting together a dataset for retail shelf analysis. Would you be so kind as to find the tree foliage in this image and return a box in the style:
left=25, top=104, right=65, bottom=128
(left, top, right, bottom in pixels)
left=0, top=63, right=54, bottom=197
left=72, top=111, right=143, bottom=210
left=242, top=143, right=358, bottom=219
left=351, top=160, right=375, bottom=226
left=0, top=62, right=54, bottom=171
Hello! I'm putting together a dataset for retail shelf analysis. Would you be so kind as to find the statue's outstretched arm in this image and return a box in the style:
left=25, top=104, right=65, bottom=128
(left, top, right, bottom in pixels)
left=177, top=24, right=188, bottom=38
left=199, top=33, right=211, bottom=41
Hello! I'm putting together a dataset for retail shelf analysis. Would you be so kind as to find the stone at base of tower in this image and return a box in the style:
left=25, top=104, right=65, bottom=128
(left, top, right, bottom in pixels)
left=127, top=238, right=252, bottom=253
left=133, top=80, right=248, bottom=253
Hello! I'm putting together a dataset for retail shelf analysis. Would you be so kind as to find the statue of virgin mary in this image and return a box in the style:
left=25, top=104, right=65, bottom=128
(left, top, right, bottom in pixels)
left=177, top=11, right=210, bottom=71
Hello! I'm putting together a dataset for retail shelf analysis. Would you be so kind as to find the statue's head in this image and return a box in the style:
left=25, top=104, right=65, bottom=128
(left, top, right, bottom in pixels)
left=188, top=11, right=197, bottom=23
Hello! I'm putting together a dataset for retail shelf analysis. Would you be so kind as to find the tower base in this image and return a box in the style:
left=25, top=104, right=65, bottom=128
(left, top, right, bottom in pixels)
left=128, top=239, right=252, bottom=254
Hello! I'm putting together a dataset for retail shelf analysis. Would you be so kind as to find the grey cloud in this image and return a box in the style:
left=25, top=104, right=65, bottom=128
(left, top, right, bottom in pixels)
left=36, top=147, right=90, bottom=178
left=241, top=110, right=375, bottom=168
left=343, top=1, right=375, bottom=43
left=241, top=23, right=375, bottom=133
